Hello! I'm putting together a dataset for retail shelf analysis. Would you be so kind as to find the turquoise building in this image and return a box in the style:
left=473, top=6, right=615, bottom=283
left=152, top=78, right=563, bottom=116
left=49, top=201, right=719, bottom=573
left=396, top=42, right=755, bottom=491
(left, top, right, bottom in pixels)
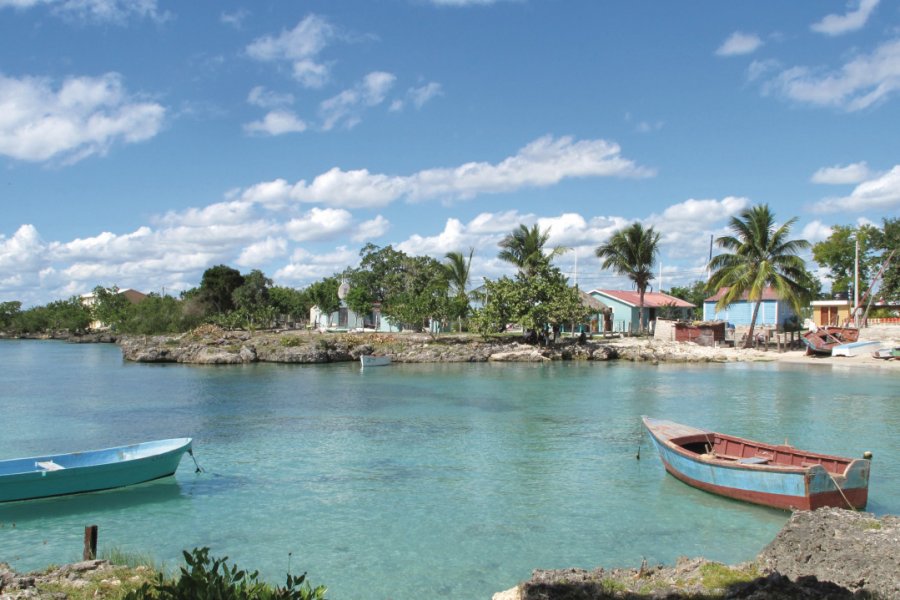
left=702, top=287, right=798, bottom=328
left=588, top=289, right=694, bottom=333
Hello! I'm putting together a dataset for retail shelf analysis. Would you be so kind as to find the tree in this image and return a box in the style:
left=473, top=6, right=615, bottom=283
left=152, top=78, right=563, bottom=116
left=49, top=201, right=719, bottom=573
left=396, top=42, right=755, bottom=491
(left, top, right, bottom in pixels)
left=381, top=255, right=451, bottom=334
left=444, top=248, right=474, bottom=331
left=198, top=265, right=245, bottom=315
left=707, top=204, right=811, bottom=348
left=667, top=281, right=707, bottom=320
left=595, top=222, right=661, bottom=332
left=306, top=277, right=341, bottom=326
left=470, top=276, right=519, bottom=336
left=811, top=224, right=877, bottom=298
left=269, top=286, right=312, bottom=327
left=498, top=224, right=567, bottom=276
left=869, top=217, right=900, bottom=302
left=91, top=286, right=131, bottom=331
left=0, top=301, right=21, bottom=331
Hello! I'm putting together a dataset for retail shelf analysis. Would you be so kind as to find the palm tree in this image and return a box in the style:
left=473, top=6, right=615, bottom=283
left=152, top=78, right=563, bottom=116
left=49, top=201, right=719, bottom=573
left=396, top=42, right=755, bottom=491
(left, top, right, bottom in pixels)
left=595, top=222, right=660, bottom=333
left=444, top=248, right=474, bottom=331
left=498, top=224, right=567, bottom=276
left=707, top=204, right=811, bottom=348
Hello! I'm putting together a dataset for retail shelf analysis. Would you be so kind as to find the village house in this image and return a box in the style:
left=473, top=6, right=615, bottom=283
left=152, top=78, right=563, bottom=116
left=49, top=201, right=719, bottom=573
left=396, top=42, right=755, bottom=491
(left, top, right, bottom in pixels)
left=703, top=287, right=798, bottom=329
left=588, top=289, right=694, bottom=334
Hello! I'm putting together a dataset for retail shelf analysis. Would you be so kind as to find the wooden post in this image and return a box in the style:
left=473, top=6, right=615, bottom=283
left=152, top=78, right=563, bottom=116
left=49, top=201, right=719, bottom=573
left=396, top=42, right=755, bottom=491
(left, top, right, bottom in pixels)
left=83, top=525, right=98, bottom=560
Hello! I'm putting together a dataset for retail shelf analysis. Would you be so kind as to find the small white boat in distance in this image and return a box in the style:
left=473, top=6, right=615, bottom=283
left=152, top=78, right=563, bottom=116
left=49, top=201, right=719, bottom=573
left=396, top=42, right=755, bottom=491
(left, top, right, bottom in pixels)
left=360, top=355, right=391, bottom=368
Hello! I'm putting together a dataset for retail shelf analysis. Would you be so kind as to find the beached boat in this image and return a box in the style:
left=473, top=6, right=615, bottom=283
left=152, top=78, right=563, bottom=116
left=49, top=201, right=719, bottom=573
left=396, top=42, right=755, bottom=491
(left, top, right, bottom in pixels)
left=360, top=354, right=391, bottom=368
left=801, top=326, right=859, bottom=356
left=872, top=347, right=900, bottom=360
left=642, top=417, right=870, bottom=510
left=831, top=340, right=879, bottom=357
left=0, top=438, right=192, bottom=503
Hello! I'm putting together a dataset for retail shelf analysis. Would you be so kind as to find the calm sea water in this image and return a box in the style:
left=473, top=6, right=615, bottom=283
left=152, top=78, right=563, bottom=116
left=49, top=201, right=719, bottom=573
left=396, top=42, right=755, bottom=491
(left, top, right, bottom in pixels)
left=1, top=340, right=898, bottom=599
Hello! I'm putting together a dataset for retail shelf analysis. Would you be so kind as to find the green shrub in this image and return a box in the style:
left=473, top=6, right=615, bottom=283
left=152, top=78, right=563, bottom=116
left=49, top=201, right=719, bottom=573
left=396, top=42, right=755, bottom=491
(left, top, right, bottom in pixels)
left=123, top=547, right=327, bottom=600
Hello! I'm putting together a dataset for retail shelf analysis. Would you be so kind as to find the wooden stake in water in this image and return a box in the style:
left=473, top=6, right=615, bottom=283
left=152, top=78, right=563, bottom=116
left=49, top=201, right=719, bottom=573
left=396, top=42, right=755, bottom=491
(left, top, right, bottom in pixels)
left=83, top=525, right=98, bottom=560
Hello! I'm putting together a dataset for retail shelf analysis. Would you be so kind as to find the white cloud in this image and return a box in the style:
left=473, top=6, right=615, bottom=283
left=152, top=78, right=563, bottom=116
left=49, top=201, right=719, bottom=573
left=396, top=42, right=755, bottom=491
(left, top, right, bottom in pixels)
left=274, top=246, right=357, bottom=283
left=246, top=15, right=335, bottom=88
left=351, top=215, right=390, bottom=242
left=811, top=0, right=879, bottom=36
left=0, top=72, right=165, bottom=163
left=0, top=0, right=168, bottom=24
left=220, top=9, right=248, bottom=29
left=815, top=165, right=900, bottom=212
left=647, top=197, right=749, bottom=259
left=247, top=86, right=294, bottom=109
left=810, top=162, right=873, bottom=184
left=763, top=38, right=900, bottom=111
left=236, top=237, right=288, bottom=267
left=0, top=224, right=45, bottom=273
left=319, top=71, right=397, bottom=130
left=244, top=110, right=307, bottom=136
left=716, top=32, right=763, bottom=56
left=801, top=220, right=833, bottom=244
left=285, top=208, right=354, bottom=242
left=238, top=135, right=653, bottom=210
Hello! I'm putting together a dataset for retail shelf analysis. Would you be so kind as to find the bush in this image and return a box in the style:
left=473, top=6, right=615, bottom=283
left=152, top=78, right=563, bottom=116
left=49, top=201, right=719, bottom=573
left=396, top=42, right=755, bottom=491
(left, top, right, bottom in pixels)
left=124, top=547, right=327, bottom=600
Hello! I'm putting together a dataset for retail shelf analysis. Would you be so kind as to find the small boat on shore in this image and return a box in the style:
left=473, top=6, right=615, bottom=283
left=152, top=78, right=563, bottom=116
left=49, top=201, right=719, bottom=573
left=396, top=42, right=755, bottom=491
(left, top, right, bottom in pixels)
left=360, top=354, right=391, bottom=368
left=872, top=347, right=900, bottom=360
left=642, top=417, right=870, bottom=511
left=801, top=326, right=859, bottom=356
left=0, top=438, right=192, bottom=503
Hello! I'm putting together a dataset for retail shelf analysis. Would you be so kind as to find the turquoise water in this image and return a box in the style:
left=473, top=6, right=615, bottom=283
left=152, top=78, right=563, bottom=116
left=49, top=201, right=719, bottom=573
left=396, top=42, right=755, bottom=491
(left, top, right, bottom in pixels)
left=1, top=340, right=898, bottom=599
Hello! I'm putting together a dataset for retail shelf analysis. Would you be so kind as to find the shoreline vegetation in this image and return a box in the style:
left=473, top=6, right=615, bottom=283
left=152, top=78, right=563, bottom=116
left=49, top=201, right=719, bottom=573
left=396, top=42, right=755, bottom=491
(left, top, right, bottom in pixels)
left=6, top=323, right=900, bottom=370
left=2, top=509, right=897, bottom=599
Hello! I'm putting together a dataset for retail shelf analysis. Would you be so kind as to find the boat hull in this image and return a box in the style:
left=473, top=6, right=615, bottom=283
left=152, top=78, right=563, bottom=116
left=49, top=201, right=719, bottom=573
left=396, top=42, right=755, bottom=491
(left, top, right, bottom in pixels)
left=0, top=438, right=192, bottom=503
left=643, top=418, right=868, bottom=511
left=360, top=355, right=391, bottom=368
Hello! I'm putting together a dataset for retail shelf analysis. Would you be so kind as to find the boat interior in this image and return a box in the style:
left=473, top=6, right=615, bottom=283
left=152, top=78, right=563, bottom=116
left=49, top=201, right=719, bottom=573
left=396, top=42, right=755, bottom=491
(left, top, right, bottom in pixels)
left=671, top=433, right=850, bottom=475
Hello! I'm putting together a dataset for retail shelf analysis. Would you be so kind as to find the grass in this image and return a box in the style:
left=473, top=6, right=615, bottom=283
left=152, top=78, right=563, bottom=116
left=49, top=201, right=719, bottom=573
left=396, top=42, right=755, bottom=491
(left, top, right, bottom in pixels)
left=699, top=562, right=760, bottom=591
left=37, top=564, right=158, bottom=600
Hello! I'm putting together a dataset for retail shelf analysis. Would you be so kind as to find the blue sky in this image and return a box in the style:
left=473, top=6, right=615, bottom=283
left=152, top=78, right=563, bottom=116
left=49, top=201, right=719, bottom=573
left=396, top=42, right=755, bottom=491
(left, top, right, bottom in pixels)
left=2, top=0, right=899, bottom=307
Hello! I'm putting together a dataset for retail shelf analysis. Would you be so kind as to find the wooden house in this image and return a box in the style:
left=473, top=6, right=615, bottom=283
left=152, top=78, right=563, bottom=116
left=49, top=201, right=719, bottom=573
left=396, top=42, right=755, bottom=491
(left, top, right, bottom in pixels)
left=588, top=289, right=694, bottom=334
left=703, top=287, right=798, bottom=328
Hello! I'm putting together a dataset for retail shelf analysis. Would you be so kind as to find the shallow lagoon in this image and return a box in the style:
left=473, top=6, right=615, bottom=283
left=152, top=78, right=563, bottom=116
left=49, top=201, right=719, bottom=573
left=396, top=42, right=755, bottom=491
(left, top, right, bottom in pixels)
left=1, top=340, right=898, bottom=599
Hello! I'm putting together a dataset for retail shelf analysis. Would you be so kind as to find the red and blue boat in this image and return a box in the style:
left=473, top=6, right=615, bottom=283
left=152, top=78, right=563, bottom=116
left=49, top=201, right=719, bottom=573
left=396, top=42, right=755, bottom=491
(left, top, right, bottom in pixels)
left=642, top=417, right=870, bottom=511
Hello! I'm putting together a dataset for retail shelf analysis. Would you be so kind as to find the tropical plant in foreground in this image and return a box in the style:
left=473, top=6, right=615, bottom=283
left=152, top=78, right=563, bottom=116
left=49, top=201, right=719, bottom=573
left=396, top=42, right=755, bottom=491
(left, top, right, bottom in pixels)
left=706, top=204, right=811, bottom=348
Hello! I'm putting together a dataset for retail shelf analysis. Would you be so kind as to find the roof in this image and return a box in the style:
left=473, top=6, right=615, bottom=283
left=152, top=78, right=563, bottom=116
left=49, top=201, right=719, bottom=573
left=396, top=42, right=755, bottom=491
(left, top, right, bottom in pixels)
left=704, top=287, right=782, bottom=303
left=578, top=290, right=609, bottom=311
left=589, top=289, right=694, bottom=309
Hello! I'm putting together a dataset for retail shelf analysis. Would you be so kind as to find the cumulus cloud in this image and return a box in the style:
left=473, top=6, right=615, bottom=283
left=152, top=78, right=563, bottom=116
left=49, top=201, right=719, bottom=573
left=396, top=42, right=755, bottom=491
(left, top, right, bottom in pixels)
left=391, top=82, right=443, bottom=111
left=285, top=208, right=354, bottom=242
left=351, top=215, right=390, bottom=242
left=244, top=110, right=307, bottom=136
left=0, top=0, right=168, bottom=24
left=811, top=162, right=873, bottom=184
left=274, top=246, right=358, bottom=283
left=815, top=165, right=900, bottom=212
left=647, top=197, right=749, bottom=259
left=319, top=71, right=396, bottom=130
left=762, top=38, right=900, bottom=111
left=801, top=220, right=833, bottom=244
left=238, top=135, right=653, bottom=209
left=0, top=72, right=165, bottom=163
left=236, top=237, right=288, bottom=267
left=715, top=32, right=763, bottom=56
left=246, top=15, right=335, bottom=88
left=247, top=86, right=294, bottom=109
left=811, top=0, right=879, bottom=36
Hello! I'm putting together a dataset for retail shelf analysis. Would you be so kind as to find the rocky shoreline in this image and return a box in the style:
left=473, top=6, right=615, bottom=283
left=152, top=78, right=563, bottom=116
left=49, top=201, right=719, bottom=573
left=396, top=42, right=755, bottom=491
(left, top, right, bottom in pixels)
left=2, top=509, right=896, bottom=599
left=115, top=326, right=780, bottom=365
left=494, top=508, right=899, bottom=599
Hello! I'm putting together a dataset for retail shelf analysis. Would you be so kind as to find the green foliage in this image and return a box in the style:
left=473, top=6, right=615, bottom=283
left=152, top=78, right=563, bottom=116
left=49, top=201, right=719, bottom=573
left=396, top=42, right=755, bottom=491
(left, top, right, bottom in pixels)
left=0, top=300, right=22, bottom=329
left=91, top=286, right=132, bottom=331
left=811, top=224, right=876, bottom=297
left=698, top=562, right=760, bottom=590
left=596, top=222, right=661, bottom=331
left=123, top=547, right=326, bottom=600
left=707, top=204, right=812, bottom=347
left=40, top=297, right=92, bottom=333
left=381, top=254, right=451, bottom=333
left=498, top=224, right=567, bottom=276
left=233, top=270, right=273, bottom=314
left=121, top=294, right=198, bottom=334
left=667, top=280, right=707, bottom=319
left=269, top=286, right=311, bottom=325
left=869, top=217, right=900, bottom=302
left=198, top=265, right=245, bottom=315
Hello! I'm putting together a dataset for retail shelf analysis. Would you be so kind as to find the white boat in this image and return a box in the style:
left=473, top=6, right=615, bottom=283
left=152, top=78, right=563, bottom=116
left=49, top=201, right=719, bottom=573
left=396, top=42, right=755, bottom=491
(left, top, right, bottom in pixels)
left=831, top=340, right=879, bottom=357
left=360, top=355, right=391, bottom=368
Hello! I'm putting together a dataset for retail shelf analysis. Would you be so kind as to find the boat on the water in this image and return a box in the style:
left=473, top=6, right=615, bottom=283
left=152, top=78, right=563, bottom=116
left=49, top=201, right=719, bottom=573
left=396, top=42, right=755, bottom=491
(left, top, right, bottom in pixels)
left=642, top=417, right=870, bottom=511
left=801, top=326, right=859, bottom=356
left=0, top=438, right=192, bottom=503
left=360, top=354, right=391, bottom=368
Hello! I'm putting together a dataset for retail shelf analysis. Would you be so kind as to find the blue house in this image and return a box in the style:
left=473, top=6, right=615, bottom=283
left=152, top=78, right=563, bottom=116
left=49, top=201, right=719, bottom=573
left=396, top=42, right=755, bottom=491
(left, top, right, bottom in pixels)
left=703, top=287, right=798, bottom=328
left=589, top=289, right=694, bottom=333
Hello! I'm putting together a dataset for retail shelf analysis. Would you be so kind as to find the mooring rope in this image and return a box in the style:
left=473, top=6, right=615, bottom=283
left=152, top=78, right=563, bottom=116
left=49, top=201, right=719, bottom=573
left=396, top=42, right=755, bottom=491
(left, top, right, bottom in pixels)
left=188, top=448, right=204, bottom=473
left=825, top=469, right=856, bottom=511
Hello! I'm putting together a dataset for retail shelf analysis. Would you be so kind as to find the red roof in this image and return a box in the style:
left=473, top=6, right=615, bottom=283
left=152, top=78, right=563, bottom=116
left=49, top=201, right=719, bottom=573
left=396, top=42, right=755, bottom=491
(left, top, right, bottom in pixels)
left=591, top=289, right=694, bottom=308
left=704, top=287, right=781, bottom=303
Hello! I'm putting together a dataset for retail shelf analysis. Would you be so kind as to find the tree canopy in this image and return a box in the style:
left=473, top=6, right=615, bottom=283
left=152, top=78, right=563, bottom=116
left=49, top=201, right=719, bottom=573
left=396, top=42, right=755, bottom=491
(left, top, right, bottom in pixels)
left=595, top=222, right=660, bottom=332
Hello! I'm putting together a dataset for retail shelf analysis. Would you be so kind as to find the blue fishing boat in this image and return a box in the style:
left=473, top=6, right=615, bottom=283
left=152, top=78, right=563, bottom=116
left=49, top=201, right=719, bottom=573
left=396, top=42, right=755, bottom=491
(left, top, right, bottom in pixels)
left=0, top=438, right=192, bottom=503
left=643, top=417, right=870, bottom=511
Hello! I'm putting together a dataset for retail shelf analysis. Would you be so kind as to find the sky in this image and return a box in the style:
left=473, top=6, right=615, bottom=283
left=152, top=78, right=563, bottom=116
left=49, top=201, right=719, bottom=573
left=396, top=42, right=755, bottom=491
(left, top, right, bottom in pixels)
left=2, top=0, right=899, bottom=307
